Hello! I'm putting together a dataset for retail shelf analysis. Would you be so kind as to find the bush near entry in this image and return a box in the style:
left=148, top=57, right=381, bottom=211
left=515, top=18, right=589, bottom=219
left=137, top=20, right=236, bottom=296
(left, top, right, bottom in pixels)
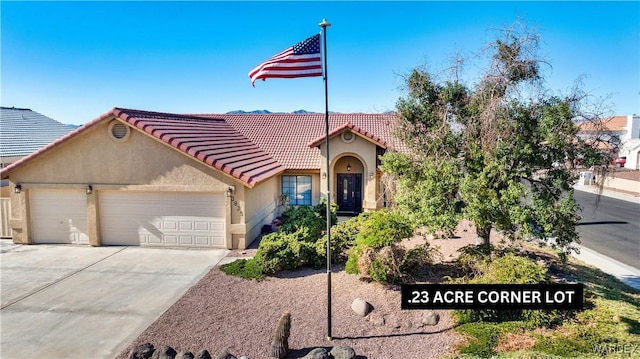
left=221, top=201, right=340, bottom=279
left=345, top=210, right=416, bottom=283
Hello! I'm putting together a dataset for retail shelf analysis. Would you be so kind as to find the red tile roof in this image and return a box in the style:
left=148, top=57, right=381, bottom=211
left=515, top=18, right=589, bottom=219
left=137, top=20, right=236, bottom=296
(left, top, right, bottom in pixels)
left=113, top=109, right=285, bottom=187
left=1, top=108, right=286, bottom=188
left=307, top=121, right=388, bottom=148
left=201, top=113, right=404, bottom=169
left=577, top=116, right=628, bottom=133
left=1, top=109, right=405, bottom=186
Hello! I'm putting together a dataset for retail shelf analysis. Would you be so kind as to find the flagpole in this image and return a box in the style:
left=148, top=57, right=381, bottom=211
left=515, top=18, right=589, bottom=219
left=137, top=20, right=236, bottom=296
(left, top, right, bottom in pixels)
left=319, top=18, right=332, bottom=341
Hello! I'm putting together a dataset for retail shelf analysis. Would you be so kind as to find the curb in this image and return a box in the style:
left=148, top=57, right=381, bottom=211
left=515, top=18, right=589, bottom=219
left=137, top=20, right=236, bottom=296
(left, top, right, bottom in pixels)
left=572, top=245, right=640, bottom=291
left=573, top=185, right=640, bottom=204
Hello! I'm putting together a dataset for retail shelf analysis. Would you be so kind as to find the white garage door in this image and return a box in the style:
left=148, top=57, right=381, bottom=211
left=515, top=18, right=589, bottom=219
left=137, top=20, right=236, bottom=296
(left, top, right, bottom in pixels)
left=30, top=189, right=89, bottom=244
left=100, top=191, right=225, bottom=247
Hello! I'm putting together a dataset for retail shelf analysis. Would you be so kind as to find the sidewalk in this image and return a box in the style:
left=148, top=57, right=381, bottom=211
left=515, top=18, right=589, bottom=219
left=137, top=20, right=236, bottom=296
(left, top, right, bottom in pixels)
left=572, top=245, right=640, bottom=291
left=574, top=183, right=640, bottom=204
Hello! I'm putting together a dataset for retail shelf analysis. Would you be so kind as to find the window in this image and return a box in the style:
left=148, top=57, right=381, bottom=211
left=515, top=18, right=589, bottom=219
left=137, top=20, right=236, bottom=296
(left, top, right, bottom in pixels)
left=282, top=175, right=312, bottom=206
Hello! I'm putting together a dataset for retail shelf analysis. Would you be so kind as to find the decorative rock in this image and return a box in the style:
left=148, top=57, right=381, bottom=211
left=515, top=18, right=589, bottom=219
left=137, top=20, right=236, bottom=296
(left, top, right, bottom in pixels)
left=151, top=346, right=177, bottom=359
left=329, top=345, right=356, bottom=359
left=129, top=343, right=155, bottom=359
left=351, top=297, right=372, bottom=317
left=422, top=311, right=440, bottom=326
left=196, top=350, right=212, bottom=359
left=175, top=352, right=195, bottom=359
left=300, top=347, right=329, bottom=359
left=216, top=350, right=236, bottom=359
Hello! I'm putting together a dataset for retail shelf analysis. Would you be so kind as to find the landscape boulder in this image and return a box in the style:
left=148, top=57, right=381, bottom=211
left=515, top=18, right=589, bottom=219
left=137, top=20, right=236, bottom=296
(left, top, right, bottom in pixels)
left=329, top=345, right=356, bottom=359
left=422, top=311, right=440, bottom=326
left=299, top=347, right=329, bottom=359
left=350, top=297, right=372, bottom=317
left=216, top=350, right=236, bottom=359
left=129, top=343, right=155, bottom=359
left=175, top=351, right=195, bottom=359
left=151, top=346, right=177, bottom=359
left=196, top=350, right=212, bottom=359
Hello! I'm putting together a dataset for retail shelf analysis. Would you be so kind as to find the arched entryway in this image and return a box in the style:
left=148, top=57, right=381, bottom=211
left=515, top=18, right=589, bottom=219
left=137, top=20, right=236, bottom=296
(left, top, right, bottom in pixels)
left=333, top=155, right=364, bottom=214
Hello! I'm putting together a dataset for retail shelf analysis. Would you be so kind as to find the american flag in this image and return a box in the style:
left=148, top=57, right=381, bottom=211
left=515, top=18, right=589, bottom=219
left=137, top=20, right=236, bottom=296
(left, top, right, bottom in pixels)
left=249, top=34, right=323, bottom=86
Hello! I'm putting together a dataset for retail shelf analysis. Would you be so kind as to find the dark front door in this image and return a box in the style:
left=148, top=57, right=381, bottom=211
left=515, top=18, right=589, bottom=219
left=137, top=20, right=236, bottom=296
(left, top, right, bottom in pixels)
left=337, top=173, right=362, bottom=214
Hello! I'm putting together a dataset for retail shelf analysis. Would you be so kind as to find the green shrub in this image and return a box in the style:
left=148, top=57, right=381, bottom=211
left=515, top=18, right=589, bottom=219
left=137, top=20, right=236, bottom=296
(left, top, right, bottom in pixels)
left=315, top=213, right=368, bottom=264
left=369, top=258, right=390, bottom=283
left=345, top=245, right=363, bottom=274
left=368, top=245, right=405, bottom=284
left=400, top=242, right=441, bottom=274
left=473, top=253, right=549, bottom=285
left=280, top=200, right=337, bottom=239
left=454, top=253, right=569, bottom=328
left=345, top=210, right=413, bottom=281
left=253, top=228, right=320, bottom=274
left=279, top=206, right=324, bottom=239
left=219, top=258, right=264, bottom=280
left=356, top=209, right=414, bottom=248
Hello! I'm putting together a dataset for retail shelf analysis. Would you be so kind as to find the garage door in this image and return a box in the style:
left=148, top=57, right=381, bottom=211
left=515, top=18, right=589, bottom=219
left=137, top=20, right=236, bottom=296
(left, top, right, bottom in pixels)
left=30, top=189, right=89, bottom=244
left=99, top=191, right=225, bottom=247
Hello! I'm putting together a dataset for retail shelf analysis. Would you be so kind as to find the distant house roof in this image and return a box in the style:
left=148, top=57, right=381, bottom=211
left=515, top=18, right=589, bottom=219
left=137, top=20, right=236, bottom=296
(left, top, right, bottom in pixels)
left=1, top=108, right=405, bottom=186
left=577, top=116, right=627, bottom=133
left=202, top=113, right=404, bottom=169
left=0, top=107, right=76, bottom=158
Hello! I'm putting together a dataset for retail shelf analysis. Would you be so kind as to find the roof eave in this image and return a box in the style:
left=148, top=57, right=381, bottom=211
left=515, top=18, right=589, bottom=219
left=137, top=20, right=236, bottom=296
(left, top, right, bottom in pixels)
left=307, top=122, right=387, bottom=149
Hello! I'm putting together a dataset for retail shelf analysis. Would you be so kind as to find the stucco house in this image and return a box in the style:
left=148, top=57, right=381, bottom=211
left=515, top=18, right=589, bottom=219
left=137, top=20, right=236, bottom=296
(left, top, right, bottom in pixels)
left=0, top=108, right=404, bottom=249
left=577, top=115, right=640, bottom=169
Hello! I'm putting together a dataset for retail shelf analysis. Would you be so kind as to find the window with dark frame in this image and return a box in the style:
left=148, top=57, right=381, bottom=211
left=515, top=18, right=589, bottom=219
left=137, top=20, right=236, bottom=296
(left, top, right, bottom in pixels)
left=281, top=175, right=312, bottom=206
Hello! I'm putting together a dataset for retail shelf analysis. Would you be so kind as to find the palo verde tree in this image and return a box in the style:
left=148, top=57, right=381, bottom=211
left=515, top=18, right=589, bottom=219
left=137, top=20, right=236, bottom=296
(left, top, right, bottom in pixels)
left=381, top=22, right=611, bottom=258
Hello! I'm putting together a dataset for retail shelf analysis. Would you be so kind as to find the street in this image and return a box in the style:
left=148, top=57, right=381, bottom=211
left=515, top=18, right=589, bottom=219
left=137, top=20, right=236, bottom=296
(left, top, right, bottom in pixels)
left=574, top=189, right=640, bottom=271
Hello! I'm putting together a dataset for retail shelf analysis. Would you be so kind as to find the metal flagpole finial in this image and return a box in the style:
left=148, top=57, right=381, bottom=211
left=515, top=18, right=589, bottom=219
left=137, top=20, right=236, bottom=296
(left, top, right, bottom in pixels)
left=319, top=19, right=331, bottom=28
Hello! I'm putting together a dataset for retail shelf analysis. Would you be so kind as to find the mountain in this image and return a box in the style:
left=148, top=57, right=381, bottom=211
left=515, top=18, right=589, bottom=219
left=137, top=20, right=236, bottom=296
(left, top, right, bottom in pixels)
left=226, top=109, right=337, bottom=114
left=226, top=110, right=273, bottom=114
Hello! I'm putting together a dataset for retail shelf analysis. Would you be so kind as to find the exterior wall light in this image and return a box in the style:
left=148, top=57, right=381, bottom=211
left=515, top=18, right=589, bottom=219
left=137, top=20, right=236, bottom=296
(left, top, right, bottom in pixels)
left=322, top=172, right=327, bottom=179
left=14, top=184, right=22, bottom=194
left=226, top=186, right=235, bottom=197
left=86, top=185, right=93, bottom=195
left=369, top=172, right=374, bottom=179
left=346, top=163, right=352, bottom=171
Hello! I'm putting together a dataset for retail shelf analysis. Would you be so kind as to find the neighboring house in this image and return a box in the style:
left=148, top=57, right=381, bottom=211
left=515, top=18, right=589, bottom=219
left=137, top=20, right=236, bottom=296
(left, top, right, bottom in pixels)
left=0, top=107, right=77, bottom=170
left=0, top=108, right=404, bottom=249
left=576, top=115, right=640, bottom=169
left=0, top=107, right=76, bottom=237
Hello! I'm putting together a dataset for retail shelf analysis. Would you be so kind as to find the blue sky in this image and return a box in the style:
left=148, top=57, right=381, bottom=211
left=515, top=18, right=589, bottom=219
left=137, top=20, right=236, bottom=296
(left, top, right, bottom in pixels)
left=2, top=1, right=638, bottom=125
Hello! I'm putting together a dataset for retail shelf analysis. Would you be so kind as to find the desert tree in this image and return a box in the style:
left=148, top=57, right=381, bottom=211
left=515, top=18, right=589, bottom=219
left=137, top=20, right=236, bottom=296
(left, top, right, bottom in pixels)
left=381, top=22, right=612, bottom=257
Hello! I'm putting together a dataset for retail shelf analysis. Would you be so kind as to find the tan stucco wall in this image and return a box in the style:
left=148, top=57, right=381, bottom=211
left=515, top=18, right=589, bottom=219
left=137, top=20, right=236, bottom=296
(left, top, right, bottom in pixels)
left=6, top=118, right=245, bottom=248
left=317, top=133, right=379, bottom=211
left=242, top=175, right=280, bottom=248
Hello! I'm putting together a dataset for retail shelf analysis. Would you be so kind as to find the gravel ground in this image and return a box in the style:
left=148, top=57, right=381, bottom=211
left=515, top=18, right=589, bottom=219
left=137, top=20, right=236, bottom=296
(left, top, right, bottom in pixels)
left=117, top=222, right=493, bottom=359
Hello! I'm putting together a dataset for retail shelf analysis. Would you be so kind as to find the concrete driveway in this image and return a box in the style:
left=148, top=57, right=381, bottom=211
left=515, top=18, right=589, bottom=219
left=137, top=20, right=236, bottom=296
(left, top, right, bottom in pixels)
left=0, top=240, right=228, bottom=359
